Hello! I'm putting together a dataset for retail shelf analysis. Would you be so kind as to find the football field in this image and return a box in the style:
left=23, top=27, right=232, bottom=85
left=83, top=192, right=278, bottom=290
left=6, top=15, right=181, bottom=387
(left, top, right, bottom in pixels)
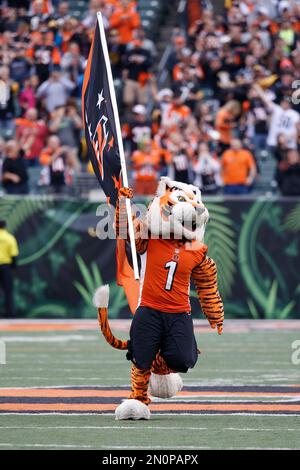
left=0, top=319, right=300, bottom=450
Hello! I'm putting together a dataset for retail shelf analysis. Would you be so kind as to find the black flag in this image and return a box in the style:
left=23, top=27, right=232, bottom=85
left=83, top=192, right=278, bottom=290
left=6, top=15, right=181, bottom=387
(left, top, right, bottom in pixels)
left=82, top=17, right=121, bottom=207
left=82, top=12, right=140, bottom=292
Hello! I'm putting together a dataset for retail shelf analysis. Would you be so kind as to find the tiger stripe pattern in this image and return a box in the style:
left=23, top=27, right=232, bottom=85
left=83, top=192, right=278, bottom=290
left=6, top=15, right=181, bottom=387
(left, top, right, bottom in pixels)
left=97, top=307, right=128, bottom=350
left=192, top=257, right=224, bottom=334
left=151, top=352, right=173, bottom=375
left=129, top=365, right=151, bottom=405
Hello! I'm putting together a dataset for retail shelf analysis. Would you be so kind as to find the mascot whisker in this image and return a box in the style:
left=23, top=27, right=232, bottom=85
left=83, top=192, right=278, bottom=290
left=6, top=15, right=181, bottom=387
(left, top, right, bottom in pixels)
left=94, top=177, right=224, bottom=420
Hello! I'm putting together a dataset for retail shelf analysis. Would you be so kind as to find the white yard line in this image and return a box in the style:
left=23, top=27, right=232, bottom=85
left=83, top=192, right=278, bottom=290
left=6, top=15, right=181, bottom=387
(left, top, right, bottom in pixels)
left=0, top=378, right=129, bottom=381
left=1, top=335, right=98, bottom=343
left=225, top=427, right=298, bottom=432
left=152, top=398, right=300, bottom=403
left=0, top=443, right=296, bottom=450
left=226, top=447, right=295, bottom=450
left=0, top=426, right=299, bottom=432
left=0, top=443, right=211, bottom=449
left=0, top=385, right=130, bottom=389
left=0, top=426, right=208, bottom=431
left=0, top=443, right=96, bottom=449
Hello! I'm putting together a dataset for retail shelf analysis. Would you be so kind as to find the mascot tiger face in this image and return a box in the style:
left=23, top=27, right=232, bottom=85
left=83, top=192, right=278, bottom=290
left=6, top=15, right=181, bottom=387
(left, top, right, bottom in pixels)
left=146, top=177, right=209, bottom=242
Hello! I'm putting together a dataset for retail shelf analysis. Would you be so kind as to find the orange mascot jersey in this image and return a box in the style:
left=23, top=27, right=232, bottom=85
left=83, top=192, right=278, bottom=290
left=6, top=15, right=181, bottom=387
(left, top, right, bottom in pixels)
left=138, top=239, right=207, bottom=313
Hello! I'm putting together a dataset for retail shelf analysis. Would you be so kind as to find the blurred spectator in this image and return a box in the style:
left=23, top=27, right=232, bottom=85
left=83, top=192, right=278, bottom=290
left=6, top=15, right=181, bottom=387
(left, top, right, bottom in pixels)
left=36, top=67, right=75, bottom=113
left=27, top=29, right=60, bottom=83
left=153, top=88, right=174, bottom=128
left=15, top=107, right=48, bottom=165
left=172, top=66, right=204, bottom=113
left=276, top=149, right=300, bottom=196
left=123, top=104, right=153, bottom=153
left=254, top=85, right=300, bottom=151
left=0, top=66, right=16, bottom=137
left=2, top=140, right=29, bottom=194
left=18, top=75, right=39, bottom=113
left=246, top=85, right=269, bottom=154
left=82, top=0, right=111, bottom=30
left=110, top=0, right=140, bottom=44
left=52, top=1, right=70, bottom=22
left=60, top=42, right=85, bottom=95
left=165, top=132, right=191, bottom=184
left=9, top=47, right=32, bottom=84
left=48, top=102, right=82, bottom=156
left=40, top=135, right=79, bottom=192
left=221, top=138, right=257, bottom=194
left=28, top=1, right=53, bottom=29
left=164, top=92, right=192, bottom=130
left=131, top=140, right=167, bottom=195
left=129, top=28, right=157, bottom=60
left=215, top=101, right=241, bottom=154
left=166, top=36, right=187, bottom=79
left=193, top=142, right=221, bottom=194
left=123, top=39, right=153, bottom=108
left=108, top=29, right=126, bottom=80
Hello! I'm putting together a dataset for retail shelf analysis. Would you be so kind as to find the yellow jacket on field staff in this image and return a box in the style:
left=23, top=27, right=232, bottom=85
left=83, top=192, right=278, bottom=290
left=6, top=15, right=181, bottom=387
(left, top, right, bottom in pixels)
left=0, top=227, right=19, bottom=265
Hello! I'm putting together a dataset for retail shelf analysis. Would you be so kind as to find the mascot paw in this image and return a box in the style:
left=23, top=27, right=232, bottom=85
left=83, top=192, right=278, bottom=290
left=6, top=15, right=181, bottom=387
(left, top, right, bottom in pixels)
left=115, top=399, right=151, bottom=420
left=149, top=373, right=183, bottom=399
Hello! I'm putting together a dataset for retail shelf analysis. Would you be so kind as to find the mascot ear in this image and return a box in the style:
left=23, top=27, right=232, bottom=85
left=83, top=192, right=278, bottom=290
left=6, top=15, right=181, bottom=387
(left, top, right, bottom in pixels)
left=156, top=177, right=172, bottom=197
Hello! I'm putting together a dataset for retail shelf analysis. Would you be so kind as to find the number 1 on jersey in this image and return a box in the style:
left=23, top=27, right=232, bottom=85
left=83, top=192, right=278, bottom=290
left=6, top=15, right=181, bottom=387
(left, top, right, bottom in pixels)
left=164, top=261, right=178, bottom=291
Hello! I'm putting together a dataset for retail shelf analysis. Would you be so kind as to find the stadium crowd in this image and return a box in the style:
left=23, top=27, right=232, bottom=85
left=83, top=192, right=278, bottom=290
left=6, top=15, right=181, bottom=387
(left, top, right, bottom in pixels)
left=1, top=0, right=300, bottom=196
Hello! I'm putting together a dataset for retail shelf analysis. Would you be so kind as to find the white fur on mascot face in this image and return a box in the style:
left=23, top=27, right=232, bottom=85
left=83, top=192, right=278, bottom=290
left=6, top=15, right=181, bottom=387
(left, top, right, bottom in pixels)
left=146, top=177, right=209, bottom=242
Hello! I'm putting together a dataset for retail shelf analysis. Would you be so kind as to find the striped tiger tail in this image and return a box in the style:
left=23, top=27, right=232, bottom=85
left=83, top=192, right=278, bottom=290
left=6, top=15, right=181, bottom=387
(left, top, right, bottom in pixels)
left=93, top=285, right=128, bottom=350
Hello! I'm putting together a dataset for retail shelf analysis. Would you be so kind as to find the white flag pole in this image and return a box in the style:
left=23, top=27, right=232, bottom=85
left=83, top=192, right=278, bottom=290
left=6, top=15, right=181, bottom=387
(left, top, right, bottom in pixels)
left=97, top=12, right=139, bottom=280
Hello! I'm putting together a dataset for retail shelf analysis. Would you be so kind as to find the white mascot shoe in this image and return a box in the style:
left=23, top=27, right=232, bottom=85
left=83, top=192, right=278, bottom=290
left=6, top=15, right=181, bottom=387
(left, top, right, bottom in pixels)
left=149, top=373, right=183, bottom=399
left=115, top=399, right=151, bottom=420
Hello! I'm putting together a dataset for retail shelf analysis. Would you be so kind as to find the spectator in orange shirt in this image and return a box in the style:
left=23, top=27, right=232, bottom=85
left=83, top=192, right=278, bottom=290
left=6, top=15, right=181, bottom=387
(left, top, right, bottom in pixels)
left=221, top=138, right=257, bottom=195
left=131, top=140, right=164, bottom=195
left=110, top=0, right=140, bottom=44
left=164, top=93, right=192, bottom=131
left=15, top=108, right=48, bottom=165
left=215, top=100, right=241, bottom=155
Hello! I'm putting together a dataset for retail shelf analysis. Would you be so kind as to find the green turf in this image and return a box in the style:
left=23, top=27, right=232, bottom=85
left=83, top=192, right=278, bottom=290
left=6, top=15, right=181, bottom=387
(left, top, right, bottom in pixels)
left=0, top=415, right=299, bottom=450
left=0, top=328, right=299, bottom=387
left=0, top=326, right=300, bottom=449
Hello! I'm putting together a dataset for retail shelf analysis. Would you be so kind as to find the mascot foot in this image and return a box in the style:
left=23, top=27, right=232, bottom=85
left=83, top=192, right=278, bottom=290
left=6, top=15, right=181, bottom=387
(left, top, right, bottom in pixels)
left=115, top=399, right=151, bottom=420
left=149, top=373, right=183, bottom=399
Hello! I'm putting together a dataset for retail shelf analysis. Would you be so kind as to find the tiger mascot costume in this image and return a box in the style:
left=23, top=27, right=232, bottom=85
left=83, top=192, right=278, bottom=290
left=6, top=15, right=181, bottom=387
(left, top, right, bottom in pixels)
left=93, top=176, right=224, bottom=420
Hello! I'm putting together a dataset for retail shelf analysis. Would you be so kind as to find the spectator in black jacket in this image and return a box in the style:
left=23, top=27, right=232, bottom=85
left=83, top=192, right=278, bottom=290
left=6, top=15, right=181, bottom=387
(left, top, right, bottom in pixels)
left=123, top=39, right=153, bottom=108
left=9, top=47, right=32, bottom=84
left=277, top=149, right=300, bottom=196
left=2, top=140, right=28, bottom=194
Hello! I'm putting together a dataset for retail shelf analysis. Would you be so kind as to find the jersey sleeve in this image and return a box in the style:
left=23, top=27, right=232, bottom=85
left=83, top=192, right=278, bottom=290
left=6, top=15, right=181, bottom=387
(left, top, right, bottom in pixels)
left=192, top=256, right=224, bottom=333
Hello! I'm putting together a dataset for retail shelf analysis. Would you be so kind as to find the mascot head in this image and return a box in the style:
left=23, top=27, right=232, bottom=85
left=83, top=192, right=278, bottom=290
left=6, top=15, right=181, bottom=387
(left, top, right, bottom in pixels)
left=146, top=177, right=209, bottom=242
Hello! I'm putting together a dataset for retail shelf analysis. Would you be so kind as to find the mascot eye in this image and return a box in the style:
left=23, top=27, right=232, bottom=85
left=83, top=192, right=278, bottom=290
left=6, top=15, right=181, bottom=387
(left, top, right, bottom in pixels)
left=177, top=196, right=186, bottom=202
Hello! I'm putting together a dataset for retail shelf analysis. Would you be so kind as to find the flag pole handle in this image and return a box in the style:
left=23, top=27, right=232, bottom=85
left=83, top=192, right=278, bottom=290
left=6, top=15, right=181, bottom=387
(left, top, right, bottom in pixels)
left=97, top=12, right=139, bottom=280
